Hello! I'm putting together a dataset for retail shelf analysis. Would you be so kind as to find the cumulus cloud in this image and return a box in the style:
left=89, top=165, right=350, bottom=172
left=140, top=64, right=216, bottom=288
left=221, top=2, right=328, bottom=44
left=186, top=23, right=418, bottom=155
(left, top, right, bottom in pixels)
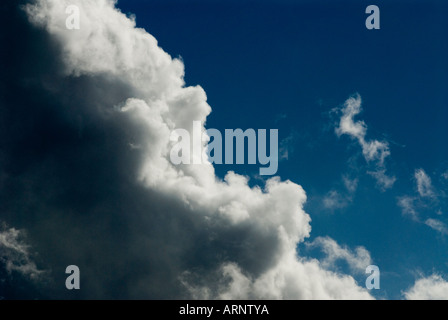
left=0, top=0, right=372, bottom=299
left=404, top=275, right=448, bottom=300
left=183, top=253, right=373, bottom=300
left=335, top=95, right=395, bottom=190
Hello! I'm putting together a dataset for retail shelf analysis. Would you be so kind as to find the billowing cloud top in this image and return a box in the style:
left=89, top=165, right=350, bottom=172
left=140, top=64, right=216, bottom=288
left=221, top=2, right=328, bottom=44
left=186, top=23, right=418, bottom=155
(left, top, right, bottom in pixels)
left=0, top=0, right=376, bottom=299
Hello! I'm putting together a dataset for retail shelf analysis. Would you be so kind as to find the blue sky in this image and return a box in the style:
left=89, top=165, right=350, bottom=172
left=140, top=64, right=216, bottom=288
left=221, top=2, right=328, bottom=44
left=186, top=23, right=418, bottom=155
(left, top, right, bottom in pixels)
left=115, top=0, right=448, bottom=299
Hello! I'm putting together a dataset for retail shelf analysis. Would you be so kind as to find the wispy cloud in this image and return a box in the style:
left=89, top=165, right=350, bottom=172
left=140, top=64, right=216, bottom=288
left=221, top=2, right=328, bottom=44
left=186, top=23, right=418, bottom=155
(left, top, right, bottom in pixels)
left=397, top=196, right=419, bottom=221
left=308, top=236, right=372, bottom=274
left=425, top=218, right=448, bottom=235
left=398, top=169, right=447, bottom=236
left=335, top=94, right=395, bottom=190
left=343, top=175, right=358, bottom=194
left=0, top=224, right=44, bottom=280
left=335, top=95, right=390, bottom=166
left=279, top=130, right=297, bottom=161
left=442, top=170, right=448, bottom=180
left=415, top=169, right=436, bottom=199
left=368, top=169, right=396, bottom=191
left=323, top=175, right=359, bottom=211
left=323, top=190, right=350, bottom=210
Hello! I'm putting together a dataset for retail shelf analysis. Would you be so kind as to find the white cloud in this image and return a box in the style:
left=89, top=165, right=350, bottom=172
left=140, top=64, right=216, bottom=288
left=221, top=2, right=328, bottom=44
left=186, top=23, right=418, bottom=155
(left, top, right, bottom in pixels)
left=442, top=171, right=448, bottom=180
left=323, top=190, right=349, bottom=210
left=336, top=95, right=390, bottom=166
left=308, top=237, right=372, bottom=274
left=335, top=95, right=395, bottom=189
left=335, top=95, right=367, bottom=142
left=415, top=168, right=435, bottom=198
left=404, top=275, right=448, bottom=300
left=0, top=225, right=43, bottom=280
left=343, top=176, right=358, bottom=194
left=184, top=252, right=373, bottom=300
left=322, top=176, right=357, bottom=212
left=398, top=169, right=446, bottom=235
left=23, top=0, right=373, bottom=299
left=397, top=196, right=419, bottom=221
left=368, top=169, right=396, bottom=191
left=425, top=218, right=448, bottom=235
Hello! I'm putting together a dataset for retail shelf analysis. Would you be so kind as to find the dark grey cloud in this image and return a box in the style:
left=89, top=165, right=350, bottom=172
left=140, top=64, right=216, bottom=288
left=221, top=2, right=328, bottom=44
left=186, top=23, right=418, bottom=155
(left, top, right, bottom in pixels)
left=0, top=0, right=372, bottom=300
left=0, top=0, right=194, bottom=299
